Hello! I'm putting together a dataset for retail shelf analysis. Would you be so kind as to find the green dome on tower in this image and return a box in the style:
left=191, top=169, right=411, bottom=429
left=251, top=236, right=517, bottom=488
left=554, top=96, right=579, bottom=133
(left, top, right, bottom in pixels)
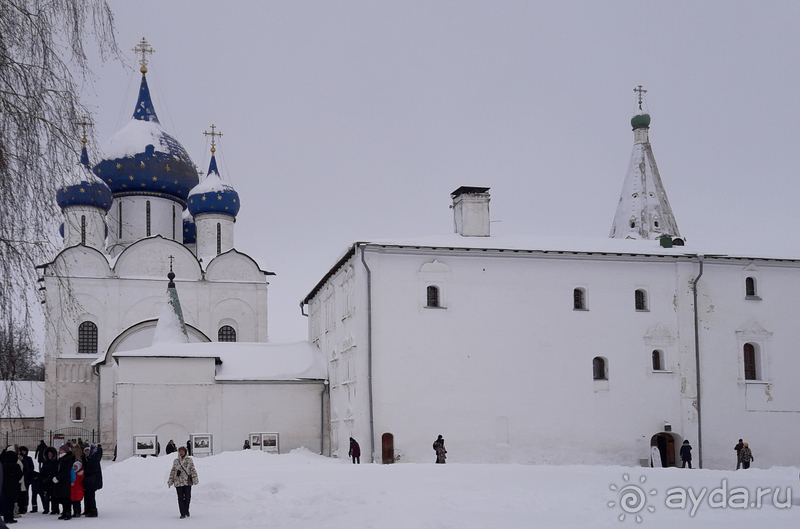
left=631, top=112, right=651, bottom=130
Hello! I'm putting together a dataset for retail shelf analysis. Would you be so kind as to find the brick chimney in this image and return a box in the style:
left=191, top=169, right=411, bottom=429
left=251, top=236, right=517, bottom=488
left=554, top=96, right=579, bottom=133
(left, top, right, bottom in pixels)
left=451, top=186, right=490, bottom=237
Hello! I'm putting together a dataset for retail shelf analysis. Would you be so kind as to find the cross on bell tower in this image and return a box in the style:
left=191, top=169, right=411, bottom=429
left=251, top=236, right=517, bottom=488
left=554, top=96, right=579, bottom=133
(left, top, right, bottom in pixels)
left=133, top=38, right=155, bottom=73
left=633, top=85, right=648, bottom=111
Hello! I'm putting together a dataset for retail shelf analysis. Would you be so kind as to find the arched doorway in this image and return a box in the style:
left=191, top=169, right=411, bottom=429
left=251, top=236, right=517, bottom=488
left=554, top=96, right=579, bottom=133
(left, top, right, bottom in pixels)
left=381, top=433, right=394, bottom=464
left=650, top=432, right=678, bottom=467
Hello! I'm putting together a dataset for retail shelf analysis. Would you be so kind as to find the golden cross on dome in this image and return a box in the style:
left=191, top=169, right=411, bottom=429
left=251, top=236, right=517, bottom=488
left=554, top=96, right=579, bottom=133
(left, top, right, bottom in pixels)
left=203, top=124, right=223, bottom=153
left=133, top=38, right=155, bottom=72
left=633, top=85, right=647, bottom=110
left=75, top=117, right=93, bottom=144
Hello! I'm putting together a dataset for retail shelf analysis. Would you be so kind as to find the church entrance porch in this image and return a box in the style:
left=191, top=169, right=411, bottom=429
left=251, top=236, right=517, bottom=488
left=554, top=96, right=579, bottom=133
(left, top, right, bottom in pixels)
left=650, top=432, right=680, bottom=467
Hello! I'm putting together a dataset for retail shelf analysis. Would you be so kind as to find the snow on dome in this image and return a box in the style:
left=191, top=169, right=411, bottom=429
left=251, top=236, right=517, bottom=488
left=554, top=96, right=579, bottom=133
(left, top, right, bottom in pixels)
left=187, top=153, right=240, bottom=218
left=56, top=146, right=112, bottom=212
left=92, top=71, right=198, bottom=204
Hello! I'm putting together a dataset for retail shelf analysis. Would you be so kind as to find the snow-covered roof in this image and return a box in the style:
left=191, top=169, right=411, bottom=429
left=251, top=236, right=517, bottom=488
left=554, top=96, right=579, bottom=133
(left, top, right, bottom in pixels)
left=0, top=381, right=44, bottom=418
left=112, top=341, right=327, bottom=381
left=303, top=232, right=800, bottom=304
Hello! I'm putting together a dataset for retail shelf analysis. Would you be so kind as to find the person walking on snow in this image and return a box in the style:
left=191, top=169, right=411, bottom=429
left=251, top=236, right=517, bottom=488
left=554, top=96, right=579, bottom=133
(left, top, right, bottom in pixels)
left=167, top=446, right=199, bottom=519
left=734, top=439, right=744, bottom=470
left=433, top=435, right=447, bottom=464
left=680, top=440, right=693, bottom=468
left=740, top=442, right=754, bottom=469
left=348, top=438, right=361, bottom=464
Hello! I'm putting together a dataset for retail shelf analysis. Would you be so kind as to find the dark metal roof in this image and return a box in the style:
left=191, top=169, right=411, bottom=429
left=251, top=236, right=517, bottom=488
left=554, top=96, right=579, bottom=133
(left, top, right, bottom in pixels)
left=451, top=186, right=490, bottom=198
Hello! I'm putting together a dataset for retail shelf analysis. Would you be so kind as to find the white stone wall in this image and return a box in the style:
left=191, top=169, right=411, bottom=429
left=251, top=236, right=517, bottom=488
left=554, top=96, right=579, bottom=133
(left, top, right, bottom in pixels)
left=195, top=214, right=235, bottom=265
left=62, top=206, right=107, bottom=250
left=106, top=196, right=182, bottom=255
left=308, top=246, right=800, bottom=468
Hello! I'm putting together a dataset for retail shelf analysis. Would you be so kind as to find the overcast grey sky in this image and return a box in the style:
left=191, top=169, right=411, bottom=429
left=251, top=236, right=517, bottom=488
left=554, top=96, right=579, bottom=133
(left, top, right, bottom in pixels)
left=84, top=1, right=800, bottom=342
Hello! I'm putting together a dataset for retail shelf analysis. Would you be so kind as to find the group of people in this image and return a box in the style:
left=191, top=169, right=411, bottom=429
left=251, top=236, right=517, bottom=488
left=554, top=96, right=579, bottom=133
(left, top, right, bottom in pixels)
left=0, top=440, right=103, bottom=522
left=677, top=438, right=755, bottom=470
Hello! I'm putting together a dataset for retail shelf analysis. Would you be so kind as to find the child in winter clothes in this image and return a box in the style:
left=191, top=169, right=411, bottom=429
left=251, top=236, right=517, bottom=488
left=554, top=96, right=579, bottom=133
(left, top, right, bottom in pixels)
left=71, top=462, right=84, bottom=517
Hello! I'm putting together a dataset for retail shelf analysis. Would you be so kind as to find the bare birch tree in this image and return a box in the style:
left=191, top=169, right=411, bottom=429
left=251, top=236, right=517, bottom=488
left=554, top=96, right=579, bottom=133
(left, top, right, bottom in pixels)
left=0, top=0, right=119, bottom=388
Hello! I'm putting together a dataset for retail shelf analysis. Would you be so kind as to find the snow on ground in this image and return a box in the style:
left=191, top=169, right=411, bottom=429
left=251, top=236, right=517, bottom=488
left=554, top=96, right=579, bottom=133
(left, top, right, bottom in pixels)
left=20, top=449, right=799, bottom=528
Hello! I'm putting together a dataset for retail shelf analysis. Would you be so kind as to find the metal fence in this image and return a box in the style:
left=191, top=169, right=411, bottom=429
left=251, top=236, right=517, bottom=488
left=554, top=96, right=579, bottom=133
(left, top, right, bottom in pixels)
left=1, top=427, right=98, bottom=450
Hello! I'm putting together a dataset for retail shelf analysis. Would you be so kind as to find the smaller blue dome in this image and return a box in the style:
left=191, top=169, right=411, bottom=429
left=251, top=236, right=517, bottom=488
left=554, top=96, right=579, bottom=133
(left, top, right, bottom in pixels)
left=183, top=215, right=196, bottom=244
left=57, top=145, right=113, bottom=212
left=187, top=154, right=240, bottom=218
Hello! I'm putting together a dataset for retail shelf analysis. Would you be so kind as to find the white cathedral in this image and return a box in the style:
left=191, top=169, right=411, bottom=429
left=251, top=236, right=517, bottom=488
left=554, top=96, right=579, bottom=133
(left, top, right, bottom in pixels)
left=37, top=48, right=800, bottom=469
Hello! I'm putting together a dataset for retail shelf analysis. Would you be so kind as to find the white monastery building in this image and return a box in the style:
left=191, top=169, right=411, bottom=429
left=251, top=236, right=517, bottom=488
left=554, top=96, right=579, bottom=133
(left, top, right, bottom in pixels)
left=302, top=92, right=800, bottom=469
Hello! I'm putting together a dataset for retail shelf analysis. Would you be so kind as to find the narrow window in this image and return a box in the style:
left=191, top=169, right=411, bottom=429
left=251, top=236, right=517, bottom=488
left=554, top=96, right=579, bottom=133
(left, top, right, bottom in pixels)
left=146, top=200, right=151, bottom=236
left=75, top=406, right=82, bottom=421
left=652, top=350, right=662, bottom=371
left=80, top=215, right=86, bottom=245
left=745, top=277, right=756, bottom=297
left=218, top=325, right=237, bottom=342
left=78, top=321, right=98, bottom=354
left=593, top=357, right=607, bottom=380
left=426, top=286, right=440, bottom=307
left=573, top=288, right=585, bottom=310
left=172, top=205, right=176, bottom=240
left=118, top=202, right=123, bottom=238
left=635, top=289, right=648, bottom=311
left=216, top=223, right=221, bottom=255
left=743, top=343, right=757, bottom=380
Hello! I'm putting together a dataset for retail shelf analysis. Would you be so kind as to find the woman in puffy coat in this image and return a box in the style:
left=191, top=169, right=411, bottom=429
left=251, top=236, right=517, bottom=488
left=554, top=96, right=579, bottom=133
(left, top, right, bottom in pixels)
left=167, top=446, right=199, bottom=519
left=52, top=445, right=76, bottom=520
left=39, top=446, right=58, bottom=514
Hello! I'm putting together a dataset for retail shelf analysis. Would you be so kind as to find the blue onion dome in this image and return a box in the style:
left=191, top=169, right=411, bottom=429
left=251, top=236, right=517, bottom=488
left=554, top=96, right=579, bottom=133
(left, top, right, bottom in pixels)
left=187, top=152, right=240, bottom=218
left=92, top=69, right=198, bottom=206
left=56, top=141, right=113, bottom=212
left=182, top=210, right=196, bottom=244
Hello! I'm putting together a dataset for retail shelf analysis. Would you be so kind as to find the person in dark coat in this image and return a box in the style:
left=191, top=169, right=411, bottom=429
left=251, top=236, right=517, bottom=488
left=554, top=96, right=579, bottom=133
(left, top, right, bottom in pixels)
left=348, top=438, right=361, bottom=464
left=734, top=439, right=744, bottom=470
left=82, top=444, right=103, bottom=518
left=17, top=446, right=35, bottom=514
left=39, top=446, right=58, bottom=514
left=740, top=442, right=754, bottom=469
left=52, top=445, right=76, bottom=520
left=166, top=440, right=177, bottom=455
left=243, top=440, right=250, bottom=450
left=35, top=441, right=47, bottom=470
left=680, top=439, right=693, bottom=468
left=433, top=435, right=447, bottom=464
left=0, top=446, right=22, bottom=524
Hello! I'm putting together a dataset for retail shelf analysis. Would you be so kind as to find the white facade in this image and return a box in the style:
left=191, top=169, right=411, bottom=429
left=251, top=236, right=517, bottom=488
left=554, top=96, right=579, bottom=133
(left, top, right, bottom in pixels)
left=304, top=206, right=800, bottom=469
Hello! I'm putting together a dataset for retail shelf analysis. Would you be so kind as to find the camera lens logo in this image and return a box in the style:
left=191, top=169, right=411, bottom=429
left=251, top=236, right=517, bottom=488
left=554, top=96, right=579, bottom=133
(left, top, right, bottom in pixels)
left=608, top=474, right=657, bottom=522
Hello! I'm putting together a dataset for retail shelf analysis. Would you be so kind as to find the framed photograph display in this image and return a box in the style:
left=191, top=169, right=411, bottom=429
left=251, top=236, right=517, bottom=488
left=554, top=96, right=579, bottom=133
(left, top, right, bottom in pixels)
left=249, top=433, right=262, bottom=449
left=261, top=433, right=279, bottom=453
left=190, top=433, right=213, bottom=455
left=134, top=435, right=158, bottom=456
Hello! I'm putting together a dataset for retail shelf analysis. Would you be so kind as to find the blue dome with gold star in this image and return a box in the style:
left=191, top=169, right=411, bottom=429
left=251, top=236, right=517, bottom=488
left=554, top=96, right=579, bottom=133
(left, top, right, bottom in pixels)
left=187, top=153, right=240, bottom=218
left=92, top=69, right=198, bottom=206
left=56, top=143, right=113, bottom=212
left=183, top=211, right=196, bottom=244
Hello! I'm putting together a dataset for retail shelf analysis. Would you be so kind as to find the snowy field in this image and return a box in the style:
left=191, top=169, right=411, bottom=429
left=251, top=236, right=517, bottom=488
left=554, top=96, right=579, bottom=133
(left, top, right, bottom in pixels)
left=20, top=449, right=799, bottom=528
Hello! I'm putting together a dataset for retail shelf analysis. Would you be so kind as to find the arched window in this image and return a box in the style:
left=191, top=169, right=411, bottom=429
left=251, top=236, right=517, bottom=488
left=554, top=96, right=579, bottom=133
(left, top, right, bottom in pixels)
left=426, top=286, right=440, bottom=308
left=78, top=321, right=98, bottom=354
left=745, top=277, right=757, bottom=298
left=146, top=200, right=151, bottom=236
left=216, top=223, right=222, bottom=255
left=172, top=205, right=176, bottom=240
left=635, top=289, right=648, bottom=311
left=80, top=215, right=86, bottom=245
left=652, top=350, right=662, bottom=371
left=592, top=357, right=607, bottom=380
left=573, top=288, right=586, bottom=310
left=75, top=406, right=82, bottom=421
left=218, top=325, right=237, bottom=342
left=743, top=343, right=757, bottom=380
